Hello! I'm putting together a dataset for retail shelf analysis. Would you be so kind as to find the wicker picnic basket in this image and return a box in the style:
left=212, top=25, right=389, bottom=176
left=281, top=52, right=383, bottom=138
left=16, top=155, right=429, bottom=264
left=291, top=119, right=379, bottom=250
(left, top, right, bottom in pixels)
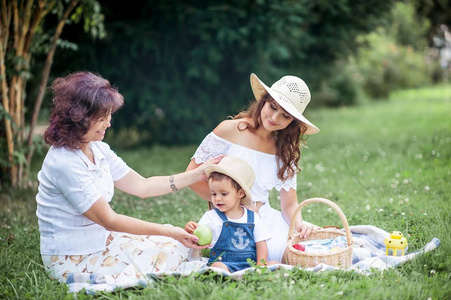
left=286, top=198, right=353, bottom=269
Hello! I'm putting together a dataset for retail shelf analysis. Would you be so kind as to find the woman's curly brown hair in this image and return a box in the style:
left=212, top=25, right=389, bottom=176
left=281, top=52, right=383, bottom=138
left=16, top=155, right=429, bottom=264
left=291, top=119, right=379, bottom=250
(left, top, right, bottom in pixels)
left=44, top=72, right=124, bottom=149
left=233, top=93, right=307, bottom=181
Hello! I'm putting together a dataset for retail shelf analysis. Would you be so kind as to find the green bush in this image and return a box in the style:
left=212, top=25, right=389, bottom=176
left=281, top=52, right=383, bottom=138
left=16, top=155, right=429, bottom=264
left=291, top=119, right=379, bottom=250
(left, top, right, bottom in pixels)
left=349, top=2, right=433, bottom=99
left=353, top=32, right=433, bottom=99
left=106, top=126, right=149, bottom=149
left=313, top=60, right=363, bottom=107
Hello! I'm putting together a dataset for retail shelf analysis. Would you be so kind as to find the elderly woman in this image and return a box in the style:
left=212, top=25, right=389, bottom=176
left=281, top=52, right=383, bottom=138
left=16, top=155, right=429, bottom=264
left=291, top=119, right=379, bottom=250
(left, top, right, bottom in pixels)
left=36, top=71, right=220, bottom=281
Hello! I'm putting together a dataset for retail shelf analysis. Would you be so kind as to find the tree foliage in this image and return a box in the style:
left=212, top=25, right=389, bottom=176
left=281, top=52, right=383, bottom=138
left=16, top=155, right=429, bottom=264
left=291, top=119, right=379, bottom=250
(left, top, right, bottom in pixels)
left=51, top=0, right=395, bottom=148
left=347, top=2, right=434, bottom=99
left=0, top=0, right=105, bottom=187
left=410, top=0, right=451, bottom=44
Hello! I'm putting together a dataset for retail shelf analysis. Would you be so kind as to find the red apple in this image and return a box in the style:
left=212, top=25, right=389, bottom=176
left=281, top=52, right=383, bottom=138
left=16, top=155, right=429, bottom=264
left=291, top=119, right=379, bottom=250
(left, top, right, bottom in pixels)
left=293, top=244, right=305, bottom=251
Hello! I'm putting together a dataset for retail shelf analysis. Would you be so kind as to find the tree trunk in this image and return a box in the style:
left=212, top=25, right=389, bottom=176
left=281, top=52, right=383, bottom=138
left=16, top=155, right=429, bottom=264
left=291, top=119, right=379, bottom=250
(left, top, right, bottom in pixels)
left=0, top=0, right=16, bottom=186
left=26, top=0, right=81, bottom=173
left=1, top=0, right=102, bottom=187
left=0, top=43, right=15, bottom=186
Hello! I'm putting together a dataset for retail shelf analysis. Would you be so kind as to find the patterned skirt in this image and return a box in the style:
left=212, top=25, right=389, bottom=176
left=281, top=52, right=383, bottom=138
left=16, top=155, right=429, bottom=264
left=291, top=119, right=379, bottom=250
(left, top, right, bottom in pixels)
left=41, top=231, right=190, bottom=282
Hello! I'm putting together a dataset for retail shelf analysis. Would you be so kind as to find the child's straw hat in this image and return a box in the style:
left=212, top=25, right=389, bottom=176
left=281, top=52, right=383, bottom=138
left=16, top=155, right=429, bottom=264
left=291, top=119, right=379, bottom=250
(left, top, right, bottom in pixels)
left=205, top=156, right=255, bottom=206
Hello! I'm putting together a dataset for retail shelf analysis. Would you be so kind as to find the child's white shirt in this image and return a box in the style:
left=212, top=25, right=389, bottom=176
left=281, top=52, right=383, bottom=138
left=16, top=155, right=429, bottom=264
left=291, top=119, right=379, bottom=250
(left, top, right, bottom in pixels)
left=198, top=207, right=272, bottom=248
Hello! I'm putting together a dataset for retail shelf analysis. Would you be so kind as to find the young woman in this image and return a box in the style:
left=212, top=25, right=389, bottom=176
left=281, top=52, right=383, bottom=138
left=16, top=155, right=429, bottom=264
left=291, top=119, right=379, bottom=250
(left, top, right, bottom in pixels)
left=36, top=71, right=221, bottom=281
left=186, top=73, right=319, bottom=263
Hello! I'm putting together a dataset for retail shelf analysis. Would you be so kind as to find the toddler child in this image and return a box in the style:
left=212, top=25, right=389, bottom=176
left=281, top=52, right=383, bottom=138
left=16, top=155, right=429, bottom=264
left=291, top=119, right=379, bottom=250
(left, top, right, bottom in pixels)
left=185, top=156, right=272, bottom=272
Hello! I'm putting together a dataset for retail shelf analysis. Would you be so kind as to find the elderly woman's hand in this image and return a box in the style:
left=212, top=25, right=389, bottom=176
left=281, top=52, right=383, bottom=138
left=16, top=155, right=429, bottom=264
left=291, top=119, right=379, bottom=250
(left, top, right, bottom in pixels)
left=171, top=226, right=211, bottom=249
left=196, top=155, right=225, bottom=181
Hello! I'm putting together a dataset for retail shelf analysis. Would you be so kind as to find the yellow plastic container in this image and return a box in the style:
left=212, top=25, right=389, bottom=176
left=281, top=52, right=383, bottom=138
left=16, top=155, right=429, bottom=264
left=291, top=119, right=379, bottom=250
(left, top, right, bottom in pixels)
left=384, top=231, right=408, bottom=256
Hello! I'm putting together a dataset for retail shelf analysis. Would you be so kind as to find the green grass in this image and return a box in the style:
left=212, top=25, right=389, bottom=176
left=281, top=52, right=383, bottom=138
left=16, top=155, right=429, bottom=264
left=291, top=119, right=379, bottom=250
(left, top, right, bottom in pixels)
left=1, top=84, right=451, bottom=299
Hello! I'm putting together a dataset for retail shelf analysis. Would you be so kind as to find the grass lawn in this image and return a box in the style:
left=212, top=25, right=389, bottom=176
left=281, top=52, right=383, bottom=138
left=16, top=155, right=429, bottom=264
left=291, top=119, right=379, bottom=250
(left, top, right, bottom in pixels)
left=1, top=84, right=450, bottom=299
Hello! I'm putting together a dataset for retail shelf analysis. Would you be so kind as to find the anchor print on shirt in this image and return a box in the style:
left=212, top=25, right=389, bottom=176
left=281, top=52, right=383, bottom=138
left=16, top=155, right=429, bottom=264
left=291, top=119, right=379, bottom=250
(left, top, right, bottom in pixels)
left=231, top=228, right=250, bottom=250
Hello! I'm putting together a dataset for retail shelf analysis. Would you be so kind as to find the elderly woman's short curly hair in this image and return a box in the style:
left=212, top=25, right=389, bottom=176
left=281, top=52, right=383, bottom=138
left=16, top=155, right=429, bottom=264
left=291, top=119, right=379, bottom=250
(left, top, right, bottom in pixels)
left=44, top=72, right=124, bottom=149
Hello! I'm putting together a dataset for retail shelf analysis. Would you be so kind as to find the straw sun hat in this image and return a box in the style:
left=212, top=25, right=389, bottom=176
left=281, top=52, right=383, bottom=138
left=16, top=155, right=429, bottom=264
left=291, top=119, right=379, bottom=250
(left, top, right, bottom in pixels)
left=205, top=156, right=255, bottom=206
left=250, top=73, right=320, bottom=135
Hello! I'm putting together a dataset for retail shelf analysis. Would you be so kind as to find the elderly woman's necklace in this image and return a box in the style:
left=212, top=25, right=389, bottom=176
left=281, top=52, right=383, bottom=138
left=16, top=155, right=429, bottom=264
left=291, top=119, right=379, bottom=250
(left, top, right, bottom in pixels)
left=81, top=146, right=95, bottom=165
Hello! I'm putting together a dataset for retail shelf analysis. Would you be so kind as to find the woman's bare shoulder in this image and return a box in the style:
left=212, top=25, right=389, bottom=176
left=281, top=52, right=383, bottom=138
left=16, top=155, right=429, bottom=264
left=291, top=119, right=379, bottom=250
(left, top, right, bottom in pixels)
left=213, top=118, right=255, bottom=145
left=213, top=119, right=241, bottom=139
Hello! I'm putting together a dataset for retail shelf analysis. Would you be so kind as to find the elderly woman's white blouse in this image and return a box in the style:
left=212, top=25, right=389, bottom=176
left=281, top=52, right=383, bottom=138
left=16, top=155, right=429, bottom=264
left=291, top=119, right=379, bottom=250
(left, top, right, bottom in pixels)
left=193, top=132, right=297, bottom=204
left=36, top=141, right=130, bottom=255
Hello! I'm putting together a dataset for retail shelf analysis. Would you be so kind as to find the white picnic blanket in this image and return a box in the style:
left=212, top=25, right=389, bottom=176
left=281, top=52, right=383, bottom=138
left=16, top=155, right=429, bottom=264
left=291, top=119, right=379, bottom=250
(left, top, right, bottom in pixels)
left=65, top=225, right=440, bottom=294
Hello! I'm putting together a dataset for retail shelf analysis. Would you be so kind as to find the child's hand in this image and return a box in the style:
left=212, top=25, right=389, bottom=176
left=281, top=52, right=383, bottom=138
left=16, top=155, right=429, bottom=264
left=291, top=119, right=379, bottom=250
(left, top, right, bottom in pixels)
left=185, top=221, right=199, bottom=234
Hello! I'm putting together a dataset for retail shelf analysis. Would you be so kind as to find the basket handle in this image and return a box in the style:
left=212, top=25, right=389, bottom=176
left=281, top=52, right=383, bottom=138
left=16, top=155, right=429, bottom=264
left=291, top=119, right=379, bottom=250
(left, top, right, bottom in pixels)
left=288, top=197, right=353, bottom=246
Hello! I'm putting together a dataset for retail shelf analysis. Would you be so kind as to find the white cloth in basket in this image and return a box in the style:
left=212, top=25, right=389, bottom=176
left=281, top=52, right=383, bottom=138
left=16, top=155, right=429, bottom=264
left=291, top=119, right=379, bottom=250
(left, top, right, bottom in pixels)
left=297, top=236, right=348, bottom=254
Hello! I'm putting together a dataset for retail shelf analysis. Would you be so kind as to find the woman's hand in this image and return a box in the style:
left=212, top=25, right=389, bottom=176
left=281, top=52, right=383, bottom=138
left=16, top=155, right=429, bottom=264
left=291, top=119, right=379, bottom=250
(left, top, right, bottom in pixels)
left=280, top=188, right=319, bottom=240
left=195, top=155, right=225, bottom=181
left=244, top=202, right=259, bottom=214
left=297, top=222, right=318, bottom=240
left=171, top=226, right=210, bottom=250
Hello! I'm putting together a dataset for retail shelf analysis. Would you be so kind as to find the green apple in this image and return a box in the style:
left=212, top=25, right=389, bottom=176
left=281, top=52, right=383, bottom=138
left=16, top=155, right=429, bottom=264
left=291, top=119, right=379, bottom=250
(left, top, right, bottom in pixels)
left=193, top=224, right=213, bottom=246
